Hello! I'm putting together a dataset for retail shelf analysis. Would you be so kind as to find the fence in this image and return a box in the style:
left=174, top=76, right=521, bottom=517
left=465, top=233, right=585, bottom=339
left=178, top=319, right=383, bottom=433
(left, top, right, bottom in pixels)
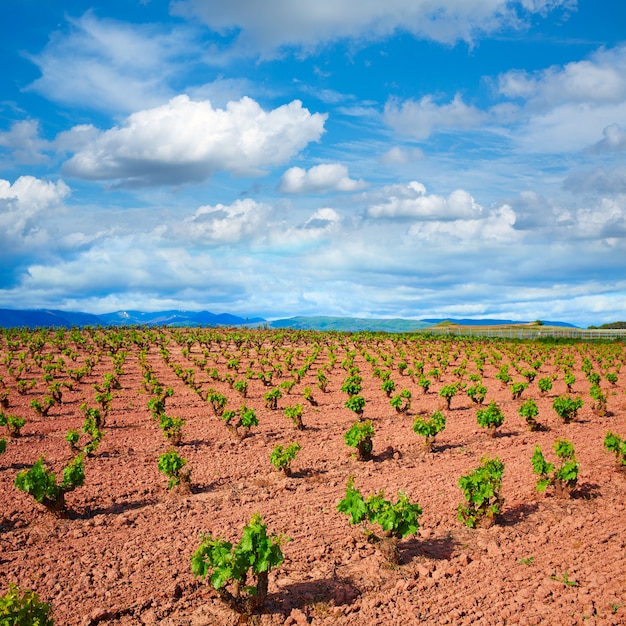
left=420, top=326, right=626, bottom=341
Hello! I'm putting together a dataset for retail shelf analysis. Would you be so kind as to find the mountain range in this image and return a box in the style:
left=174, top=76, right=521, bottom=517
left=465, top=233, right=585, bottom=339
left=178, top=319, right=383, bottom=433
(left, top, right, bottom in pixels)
left=0, top=308, right=579, bottom=331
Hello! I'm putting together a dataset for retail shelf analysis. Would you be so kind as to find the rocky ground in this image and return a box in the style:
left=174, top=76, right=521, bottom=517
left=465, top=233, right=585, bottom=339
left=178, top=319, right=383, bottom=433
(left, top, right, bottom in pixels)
left=1, top=330, right=625, bottom=625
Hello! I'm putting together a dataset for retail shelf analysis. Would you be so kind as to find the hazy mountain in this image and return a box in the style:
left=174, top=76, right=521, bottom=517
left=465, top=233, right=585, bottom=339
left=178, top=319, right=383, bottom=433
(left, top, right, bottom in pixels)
left=0, top=309, right=579, bottom=331
left=0, top=309, right=103, bottom=329
left=269, top=316, right=431, bottom=332
left=0, top=309, right=264, bottom=329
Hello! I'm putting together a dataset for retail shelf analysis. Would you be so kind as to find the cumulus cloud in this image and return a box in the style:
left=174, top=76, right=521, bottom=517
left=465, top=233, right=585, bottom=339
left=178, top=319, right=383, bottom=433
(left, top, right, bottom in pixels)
left=589, top=123, right=626, bottom=153
left=367, top=181, right=482, bottom=220
left=278, top=163, right=367, bottom=194
left=303, top=207, right=341, bottom=230
left=171, top=0, right=574, bottom=56
left=0, top=176, right=71, bottom=272
left=407, top=204, right=518, bottom=243
left=384, top=94, right=486, bottom=140
left=0, top=176, right=70, bottom=223
left=170, top=198, right=270, bottom=244
left=61, top=95, right=327, bottom=186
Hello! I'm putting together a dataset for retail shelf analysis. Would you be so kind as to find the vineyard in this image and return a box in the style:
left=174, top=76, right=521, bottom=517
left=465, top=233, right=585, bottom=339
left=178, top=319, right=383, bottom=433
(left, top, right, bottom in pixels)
left=0, top=326, right=625, bottom=625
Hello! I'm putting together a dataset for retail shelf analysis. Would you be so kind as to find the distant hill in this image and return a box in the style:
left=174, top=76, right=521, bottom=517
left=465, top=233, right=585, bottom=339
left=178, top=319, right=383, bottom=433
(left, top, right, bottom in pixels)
left=423, top=318, right=578, bottom=328
left=0, top=309, right=103, bottom=329
left=0, top=309, right=580, bottom=331
left=0, top=308, right=264, bottom=329
left=587, top=321, right=626, bottom=330
left=98, top=310, right=265, bottom=327
left=269, top=316, right=431, bottom=332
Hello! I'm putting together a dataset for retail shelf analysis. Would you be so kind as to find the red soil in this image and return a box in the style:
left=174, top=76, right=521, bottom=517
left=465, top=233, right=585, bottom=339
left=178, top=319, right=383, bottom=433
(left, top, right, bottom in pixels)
left=1, top=330, right=625, bottom=625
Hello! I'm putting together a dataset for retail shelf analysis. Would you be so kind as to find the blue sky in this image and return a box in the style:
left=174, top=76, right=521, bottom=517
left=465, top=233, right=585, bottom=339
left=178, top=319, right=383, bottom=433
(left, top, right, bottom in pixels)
left=1, top=0, right=625, bottom=326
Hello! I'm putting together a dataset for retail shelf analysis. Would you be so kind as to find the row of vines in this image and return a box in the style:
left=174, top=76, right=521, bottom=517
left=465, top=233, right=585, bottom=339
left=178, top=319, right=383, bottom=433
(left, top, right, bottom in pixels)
left=1, top=326, right=625, bottom=623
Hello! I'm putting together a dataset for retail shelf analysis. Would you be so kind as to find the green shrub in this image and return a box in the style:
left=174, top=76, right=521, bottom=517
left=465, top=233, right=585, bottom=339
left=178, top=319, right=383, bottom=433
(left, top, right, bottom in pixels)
left=270, top=442, right=301, bottom=476
left=316, top=370, right=329, bottom=392
left=381, top=378, right=396, bottom=397
left=344, top=395, right=366, bottom=416
left=30, top=396, right=56, bottom=418
left=390, top=388, right=411, bottom=413
left=264, top=388, right=282, bottom=410
left=563, top=372, right=576, bottom=391
left=82, top=413, right=104, bottom=455
left=531, top=439, right=578, bottom=498
left=589, top=384, right=607, bottom=417
left=511, top=382, right=529, bottom=400
left=518, top=399, right=542, bottom=431
left=233, top=380, right=248, bottom=398
left=496, top=367, right=512, bottom=386
left=207, top=389, right=228, bottom=417
left=537, top=377, right=553, bottom=394
left=552, top=395, right=583, bottom=423
left=0, top=413, right=25, bottom=438
left=222, top=405, right=258, bottom=440
left=466, top=383, right=487, bottom=405
left=14, top=455, right=84, bottom=517
left=439, top=383, right=459, bottom=410
left=344, top=420, right=374, bottom=460
left=158, top=414, right=185, bottom=445
left=341, top=375, right=362, bottom=397
left=476, top=401, right=504, bottom=436
left=604, top=432, right=626, bottom=468
left=302, top=386, right=317, bottom=406
left=158, top=450, right=190, bottom=492
left=191, top=513, right=286, bottom=616
left=284, top=404, right=304, bottom=430
left=457, top=457, right=505, bottom=528
left=0, top=583, right=53, bottom=625
left=65, top=429, right=80, bottom=452
left=418, top=376, right=431, bottom=393
left=337, top=476, right=422, bottom=564
left=412, top=410, right=446, bottom=451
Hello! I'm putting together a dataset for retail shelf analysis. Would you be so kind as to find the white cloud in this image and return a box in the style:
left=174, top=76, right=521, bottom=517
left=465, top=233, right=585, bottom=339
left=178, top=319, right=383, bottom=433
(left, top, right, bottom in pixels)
left=27, top=12, right=190, bottom=113
left=379, top=146, right=424, bottom=164
left=589, top=123, right=626, bottom=153
left=278, top=163, right=367, bottom=194
left=171, top=198, right=270, bottom=244
left=303, top=207, right=341, bottom=230
left=407, top=204, right=518, bottom=242
left=498, top=46, right=626, bottom=108
left=564, top=165, right=626, bottom=195
left=61, top=95, right=327, bottom=186
left=384, top=94, right=486, bottom=140
left=0, top=176, right=71, bottom=258
left=0, top=120, right=50, bottom=164
left=367, top=181, right=482, bottom=220
left=171, top=0, right=574, bottom=55
left=0, top=176, right=70, bottom=219
left=495, top=45, right=626, bottom=153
